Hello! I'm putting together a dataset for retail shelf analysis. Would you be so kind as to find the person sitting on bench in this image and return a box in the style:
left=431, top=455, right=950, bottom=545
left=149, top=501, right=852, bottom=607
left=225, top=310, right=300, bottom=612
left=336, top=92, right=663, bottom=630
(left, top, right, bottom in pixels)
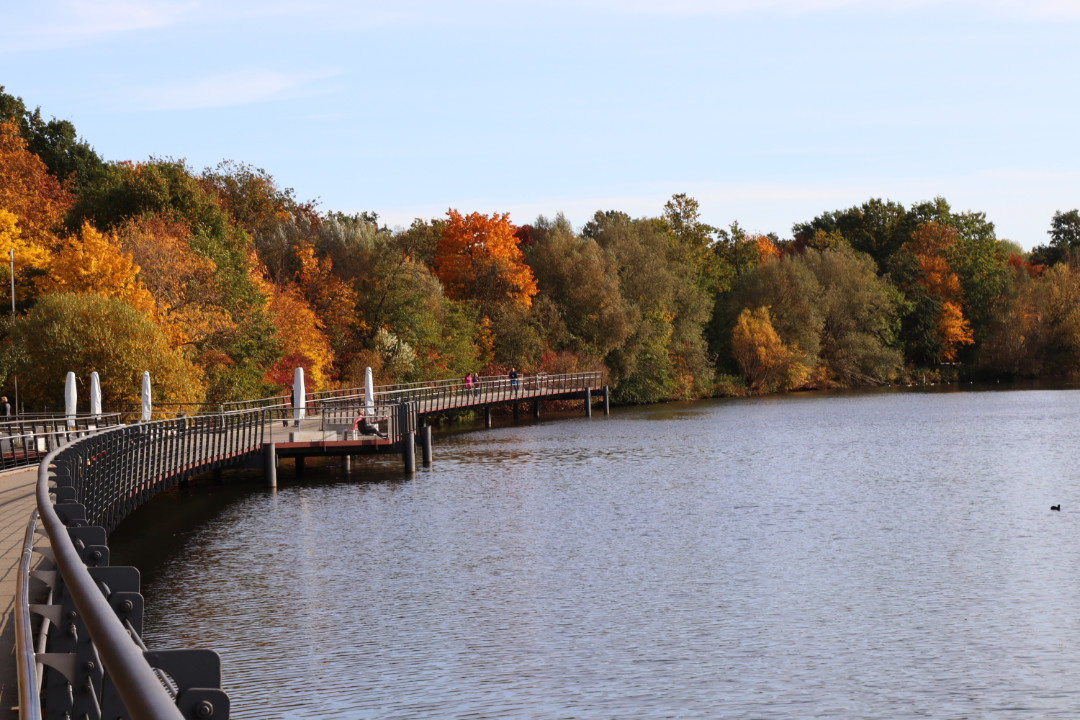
left=352, top=410, right=387, bottom=438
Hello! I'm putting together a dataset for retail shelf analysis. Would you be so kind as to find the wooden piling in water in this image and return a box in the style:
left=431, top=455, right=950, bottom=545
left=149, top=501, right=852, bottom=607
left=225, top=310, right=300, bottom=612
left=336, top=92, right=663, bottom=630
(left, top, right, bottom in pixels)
left=421, top=425, right=432, bottom=467
left=402, top=431, right=416, bottom=473
left=585, top=387, right=592, bottom=417
left=264, top=443, right=277, bottom=488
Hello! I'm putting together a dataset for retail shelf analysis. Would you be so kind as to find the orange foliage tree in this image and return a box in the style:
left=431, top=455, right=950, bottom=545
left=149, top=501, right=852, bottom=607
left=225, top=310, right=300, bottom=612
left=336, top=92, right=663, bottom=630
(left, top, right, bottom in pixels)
left=253, top=266, right=333, bottom=390
left=433, top=209, right=538, bottom=313
left=115, top=213, right=234, bottom=348
left=906, top=222, right=974, bottom=361
left=0, top=120, right=70, bottom=254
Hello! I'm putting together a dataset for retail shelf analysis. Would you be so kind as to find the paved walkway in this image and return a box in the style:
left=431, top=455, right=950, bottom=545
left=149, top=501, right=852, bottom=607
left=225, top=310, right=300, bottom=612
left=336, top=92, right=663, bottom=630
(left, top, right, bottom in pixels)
left=0, top=466, right=38, bottom=720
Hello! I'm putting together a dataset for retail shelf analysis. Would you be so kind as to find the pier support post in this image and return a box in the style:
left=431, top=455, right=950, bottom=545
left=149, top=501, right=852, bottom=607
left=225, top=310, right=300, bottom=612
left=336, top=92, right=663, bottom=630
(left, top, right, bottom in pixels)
left=421, top=425, right=432, bottom=467
left=344, top=455, right=352, bottom=472
left=603, top=385, right=610, bottom=416
left=264, top=443, right=277, bottom=488
left=585, top=387, right=592, bottom=417
left=485, top=406, right=492, bottom=428
left=403, top=431, right=416, bottom=473
left=296, top=455, right=305, bottom=479
left=533, top=400, right=540, bottom=419
left=513, top=403, right=519, bottom=421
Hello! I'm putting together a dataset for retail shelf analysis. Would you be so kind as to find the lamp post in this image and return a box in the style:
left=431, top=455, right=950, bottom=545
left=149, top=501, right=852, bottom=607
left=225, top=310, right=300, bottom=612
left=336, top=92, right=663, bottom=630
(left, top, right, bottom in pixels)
left=9, top=249, right=16, bottom=417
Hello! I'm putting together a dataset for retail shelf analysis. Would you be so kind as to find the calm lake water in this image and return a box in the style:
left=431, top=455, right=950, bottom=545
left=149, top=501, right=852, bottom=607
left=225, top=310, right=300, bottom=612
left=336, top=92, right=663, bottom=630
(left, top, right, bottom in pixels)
left=111, top=388, right=1080, bottom=719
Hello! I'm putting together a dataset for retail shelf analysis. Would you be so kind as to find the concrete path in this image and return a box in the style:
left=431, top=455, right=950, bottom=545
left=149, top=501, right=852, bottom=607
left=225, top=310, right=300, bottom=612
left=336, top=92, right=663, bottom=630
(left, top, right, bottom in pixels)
left=0, top=466, right=38, bottom=720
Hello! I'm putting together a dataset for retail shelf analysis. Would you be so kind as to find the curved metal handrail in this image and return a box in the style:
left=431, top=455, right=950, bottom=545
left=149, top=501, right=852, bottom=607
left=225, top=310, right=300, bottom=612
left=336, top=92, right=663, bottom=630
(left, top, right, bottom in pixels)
left=15, top=510, right=41, bottom=720
left=36, top=444, right=186, bottom=720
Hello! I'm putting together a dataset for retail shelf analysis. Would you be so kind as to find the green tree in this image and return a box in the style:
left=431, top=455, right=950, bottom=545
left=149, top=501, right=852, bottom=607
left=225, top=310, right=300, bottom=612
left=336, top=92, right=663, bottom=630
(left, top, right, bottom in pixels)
left=1031, top=210, right=1080, bottom=267
left=6, top=293, right=203, bottom=411
left=525, top=214, right=633, bottom=360
left=584, top=210, right=713, bottom=401
left=0, top=86, right=105, bottom=192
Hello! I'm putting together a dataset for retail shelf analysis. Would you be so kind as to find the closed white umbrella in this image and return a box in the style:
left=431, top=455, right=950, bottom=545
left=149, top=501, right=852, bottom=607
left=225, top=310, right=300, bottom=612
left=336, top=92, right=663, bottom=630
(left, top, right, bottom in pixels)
left=90, top=372, right=102, bottom=419
left=293, top=367, right=306, bottom=425
left=364, top=366, right=374, bottom=417
left=64, top=372, right=76, bottom=429
left=140, top=371, right=151, bottom=422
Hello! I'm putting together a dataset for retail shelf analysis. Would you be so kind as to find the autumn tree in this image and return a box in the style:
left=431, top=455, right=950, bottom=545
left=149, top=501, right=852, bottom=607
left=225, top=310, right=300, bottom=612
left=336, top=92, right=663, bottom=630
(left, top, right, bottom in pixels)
left=37, top=222, right=157, bottom=318
left=0, top=210, right=51, bottom=302
left=115, top=213, right=231, bottom=348
left=901, top=221, right=974, bottom=363
left=434, top=209, right=538, bottom=314
left=727, top=248, right=902, bottom=386
left=731, top=306, right=809, bottom=394
left=5, top=293, right=203, bottom=411
left=0, top=120, right=70, bottom=256
left=68, top=159, right=280, bottom=399
left=257, top=276, right=333, bottom=390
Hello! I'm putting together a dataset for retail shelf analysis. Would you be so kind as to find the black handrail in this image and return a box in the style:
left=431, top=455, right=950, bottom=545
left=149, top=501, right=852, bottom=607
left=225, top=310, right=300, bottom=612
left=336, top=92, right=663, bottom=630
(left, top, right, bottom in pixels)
left=36, top=446, right=187, bottom=720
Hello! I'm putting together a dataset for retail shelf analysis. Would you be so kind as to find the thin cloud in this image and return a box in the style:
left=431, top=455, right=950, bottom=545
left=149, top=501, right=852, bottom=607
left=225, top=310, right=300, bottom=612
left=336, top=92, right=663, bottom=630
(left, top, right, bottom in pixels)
left=128, top=69, right=343, bottom=111
left=559, top=0, right=1080, bottom=20
left=5, top=0, right=194, bottom=51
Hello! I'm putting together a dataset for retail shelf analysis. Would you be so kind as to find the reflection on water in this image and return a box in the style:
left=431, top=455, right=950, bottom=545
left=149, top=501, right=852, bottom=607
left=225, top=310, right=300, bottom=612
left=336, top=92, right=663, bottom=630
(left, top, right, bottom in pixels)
left=111, top=389, right=1080, bottom=718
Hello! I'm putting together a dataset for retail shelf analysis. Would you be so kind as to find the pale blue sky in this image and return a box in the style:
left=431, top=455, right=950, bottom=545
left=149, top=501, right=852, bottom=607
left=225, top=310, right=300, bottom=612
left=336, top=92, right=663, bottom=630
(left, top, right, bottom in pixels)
left=5, top=0, right=1079, bottom=247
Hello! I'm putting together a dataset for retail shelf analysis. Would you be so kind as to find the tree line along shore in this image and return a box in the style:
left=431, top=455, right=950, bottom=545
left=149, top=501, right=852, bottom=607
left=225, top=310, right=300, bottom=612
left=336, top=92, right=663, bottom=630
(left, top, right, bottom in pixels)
left=2, top=86, right=1078, bottom=409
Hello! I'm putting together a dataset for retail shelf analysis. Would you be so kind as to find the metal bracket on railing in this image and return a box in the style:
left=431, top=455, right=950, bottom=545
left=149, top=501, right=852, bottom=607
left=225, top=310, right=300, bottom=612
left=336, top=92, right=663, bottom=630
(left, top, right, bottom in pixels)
left=103, top=649, right=229, bottom=720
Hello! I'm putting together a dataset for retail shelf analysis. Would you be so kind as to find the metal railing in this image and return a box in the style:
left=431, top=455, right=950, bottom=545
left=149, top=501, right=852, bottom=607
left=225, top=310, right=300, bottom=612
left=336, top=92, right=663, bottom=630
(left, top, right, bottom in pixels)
left=17, top=370, right=606, bottom=718
left=20, top=408, right=277, bottom=719
left=310, top=371, right=604, bottom=416
left=0, top=414, right=125, bottom=472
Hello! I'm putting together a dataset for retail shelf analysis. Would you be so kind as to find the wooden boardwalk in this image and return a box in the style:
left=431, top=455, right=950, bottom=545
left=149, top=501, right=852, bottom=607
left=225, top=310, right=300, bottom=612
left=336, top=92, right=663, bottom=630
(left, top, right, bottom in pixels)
left=0, top=467, right=38, bottom=720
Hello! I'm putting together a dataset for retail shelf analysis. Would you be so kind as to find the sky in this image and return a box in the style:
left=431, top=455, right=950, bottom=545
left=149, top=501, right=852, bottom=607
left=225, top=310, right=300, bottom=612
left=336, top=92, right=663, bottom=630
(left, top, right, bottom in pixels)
left=4, top=0, right=1079, bottom=248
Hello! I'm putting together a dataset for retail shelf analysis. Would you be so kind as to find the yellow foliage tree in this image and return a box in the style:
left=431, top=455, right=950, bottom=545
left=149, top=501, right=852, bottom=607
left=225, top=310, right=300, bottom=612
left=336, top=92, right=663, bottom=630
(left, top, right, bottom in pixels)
left=0, top=209, right=51, bottom=296
left=37, top=222, right=157, bottom=319
left=731, top=306, right=809, bottom=394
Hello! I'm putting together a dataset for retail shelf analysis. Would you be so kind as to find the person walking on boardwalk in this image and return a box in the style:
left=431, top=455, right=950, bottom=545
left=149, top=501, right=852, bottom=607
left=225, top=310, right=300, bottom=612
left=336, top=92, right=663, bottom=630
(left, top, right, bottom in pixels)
left=509, top=367, right=518, bottom=392
left=0, top=396, right=10, bottom=417
left=464, top=373, right=474, bottom=398
left=473, top=372, right=481, bottom=397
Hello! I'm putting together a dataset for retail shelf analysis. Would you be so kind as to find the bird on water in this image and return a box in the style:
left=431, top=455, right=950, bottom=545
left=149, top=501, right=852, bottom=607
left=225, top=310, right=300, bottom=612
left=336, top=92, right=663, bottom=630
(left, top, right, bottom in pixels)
left=1051, top=505, right=1061, bottom=511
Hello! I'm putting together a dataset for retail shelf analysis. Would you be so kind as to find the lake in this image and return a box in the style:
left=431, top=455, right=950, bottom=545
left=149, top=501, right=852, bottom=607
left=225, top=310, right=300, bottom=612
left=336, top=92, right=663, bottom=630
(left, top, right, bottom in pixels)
left=110, top=387, right=1080, bottom=718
